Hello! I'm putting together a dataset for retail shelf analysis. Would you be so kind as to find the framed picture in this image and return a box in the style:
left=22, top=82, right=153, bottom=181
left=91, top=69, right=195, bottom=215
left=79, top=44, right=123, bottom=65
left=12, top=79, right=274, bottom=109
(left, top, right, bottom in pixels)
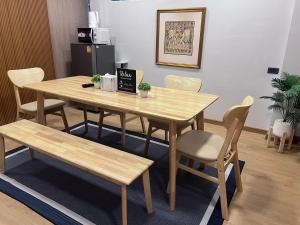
left=156, top=8, right=206, bottom=69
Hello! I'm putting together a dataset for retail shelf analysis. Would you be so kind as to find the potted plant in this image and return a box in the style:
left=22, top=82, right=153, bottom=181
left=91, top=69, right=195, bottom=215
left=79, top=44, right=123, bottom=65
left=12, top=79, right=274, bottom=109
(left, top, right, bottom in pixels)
left=138, top=82, right=151, bottom=98
left=91, top=74, right=101, bottom=89
left=261, top=72, right=300, bottom=138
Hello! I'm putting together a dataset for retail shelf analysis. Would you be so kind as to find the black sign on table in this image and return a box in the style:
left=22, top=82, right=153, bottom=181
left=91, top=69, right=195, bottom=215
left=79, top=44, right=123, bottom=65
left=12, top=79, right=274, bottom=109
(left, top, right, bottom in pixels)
left=117, top=68, right=137, bottom=94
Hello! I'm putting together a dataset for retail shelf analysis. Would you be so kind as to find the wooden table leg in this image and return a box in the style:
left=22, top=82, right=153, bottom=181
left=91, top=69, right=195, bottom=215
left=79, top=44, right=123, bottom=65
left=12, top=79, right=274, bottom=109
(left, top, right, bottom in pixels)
left=121, top=185, right=127, bottom=225
left=196, top=111, right=204, bottom=131
left=0, top=135, right=5, bottom=173
left=37, top=91, right=46, bottom=125
left=142, top=170, right=153, bottom=214
left=120, top=113, right=126, bottom=146
left=169, top=121, right=177, bottom=210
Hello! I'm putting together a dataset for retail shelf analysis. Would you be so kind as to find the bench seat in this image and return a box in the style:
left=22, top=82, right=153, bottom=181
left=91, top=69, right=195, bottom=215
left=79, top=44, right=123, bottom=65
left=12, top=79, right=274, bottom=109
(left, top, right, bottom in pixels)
left=0, top=120, right=154, bottom=225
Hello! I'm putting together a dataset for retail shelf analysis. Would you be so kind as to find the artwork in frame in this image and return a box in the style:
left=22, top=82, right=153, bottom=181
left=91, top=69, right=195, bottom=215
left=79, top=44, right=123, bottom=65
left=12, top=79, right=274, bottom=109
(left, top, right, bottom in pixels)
left=156, top=8, right=206, bottom=69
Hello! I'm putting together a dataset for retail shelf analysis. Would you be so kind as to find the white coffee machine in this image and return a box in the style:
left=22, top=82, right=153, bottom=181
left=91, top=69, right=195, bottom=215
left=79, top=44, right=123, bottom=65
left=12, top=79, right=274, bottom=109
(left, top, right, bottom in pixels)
left=88, top=11, right=99, bottom=28
left=87, top=10, right=111, bottom=45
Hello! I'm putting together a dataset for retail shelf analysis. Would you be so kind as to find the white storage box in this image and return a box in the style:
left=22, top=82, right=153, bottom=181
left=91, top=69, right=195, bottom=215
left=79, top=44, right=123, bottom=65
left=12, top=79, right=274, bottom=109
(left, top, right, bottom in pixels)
left=101, top=74, right=117, bottom=92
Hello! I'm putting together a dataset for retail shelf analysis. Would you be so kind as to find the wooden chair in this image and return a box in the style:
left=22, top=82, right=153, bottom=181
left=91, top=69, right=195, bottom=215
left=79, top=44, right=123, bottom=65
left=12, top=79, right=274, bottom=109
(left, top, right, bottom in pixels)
left=144, top=75, right=202, bottom=157
left=169, top=96, right=254, bottom=220
left=97, top=70, right=146, bottom=145
left=7, top=67, right=70, bottom=133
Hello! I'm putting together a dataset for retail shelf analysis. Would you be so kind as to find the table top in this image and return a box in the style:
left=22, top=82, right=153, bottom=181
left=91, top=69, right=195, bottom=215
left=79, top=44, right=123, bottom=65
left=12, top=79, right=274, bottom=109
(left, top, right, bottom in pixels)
left=25, top=76, right=219, bottom=122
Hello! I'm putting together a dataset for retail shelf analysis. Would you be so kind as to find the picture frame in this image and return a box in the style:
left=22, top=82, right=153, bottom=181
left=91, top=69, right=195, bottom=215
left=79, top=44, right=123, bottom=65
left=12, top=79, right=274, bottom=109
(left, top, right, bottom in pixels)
left=156, top=8, right=206, bottom=69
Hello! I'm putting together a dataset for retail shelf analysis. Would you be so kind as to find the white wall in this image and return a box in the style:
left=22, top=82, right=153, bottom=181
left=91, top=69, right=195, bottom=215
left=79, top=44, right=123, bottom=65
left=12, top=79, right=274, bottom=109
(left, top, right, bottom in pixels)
left=283, top=0, right=300, bottom=74
left=91, top=0, right=295, bottom=129
left=282, top=0, right=300, bottom=136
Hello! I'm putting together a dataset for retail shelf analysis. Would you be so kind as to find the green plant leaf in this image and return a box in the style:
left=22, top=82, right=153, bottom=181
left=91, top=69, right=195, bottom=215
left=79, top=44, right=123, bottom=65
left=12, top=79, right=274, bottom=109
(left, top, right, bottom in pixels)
left=260, top=92, right=284, bottom=103
left=91, top=74, right=101, bottom=83
left=286, top=84, right=300, bottom=98
left=271, top=78, right=289, bottom=91
left=268, top=104, right=283, bottom=111
left=285, top=111, right=300, bottom=127
left=138, top=82, right=151, bottom=91
left=282, top=72, right=300, bottom=89
left=262, top=72, right=300, bottom=126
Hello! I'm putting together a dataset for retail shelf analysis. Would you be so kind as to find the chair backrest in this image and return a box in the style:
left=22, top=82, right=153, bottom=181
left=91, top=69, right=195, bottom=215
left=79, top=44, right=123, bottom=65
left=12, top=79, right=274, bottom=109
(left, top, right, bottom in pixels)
left=7, top=67, right=45, bottom=108
left=136, top=70, right=144, bottom=85
left=7, top=67, right=45, bottom=88
left=164, top=75, right=202, bottom=92
left=219, top=96, right=254, bottom=161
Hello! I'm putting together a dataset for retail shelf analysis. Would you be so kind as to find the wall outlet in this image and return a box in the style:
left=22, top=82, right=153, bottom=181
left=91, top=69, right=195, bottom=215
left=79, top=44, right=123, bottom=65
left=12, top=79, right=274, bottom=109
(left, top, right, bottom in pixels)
left=267, top=67, right=280, bottom=74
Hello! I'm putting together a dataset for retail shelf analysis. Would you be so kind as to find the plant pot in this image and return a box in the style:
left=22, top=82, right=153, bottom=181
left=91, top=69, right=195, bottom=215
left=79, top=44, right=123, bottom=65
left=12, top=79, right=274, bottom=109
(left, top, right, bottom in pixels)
left=272, top=119, right=292, bottom=138
left=140, top=90, right=149, bottom=98
left=94, top=82, right=101, bottom=89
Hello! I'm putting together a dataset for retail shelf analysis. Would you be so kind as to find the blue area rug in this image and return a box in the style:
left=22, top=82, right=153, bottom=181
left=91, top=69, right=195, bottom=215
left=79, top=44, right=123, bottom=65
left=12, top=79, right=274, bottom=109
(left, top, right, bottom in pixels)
left=0, top=121, right=244, bottom=225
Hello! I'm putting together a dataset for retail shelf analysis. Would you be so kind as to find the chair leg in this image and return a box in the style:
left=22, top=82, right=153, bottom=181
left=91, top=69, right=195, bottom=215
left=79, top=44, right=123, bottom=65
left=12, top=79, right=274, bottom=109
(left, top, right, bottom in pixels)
left=0, top=135, right=5, bottom=173
left=191, top=122, right=195, bottom=130
left=144, top=124, right=153, bottom=157
left=16, top=110, right=20, bottom=121
left=60, top=107, right=70, bottom=133
left=218, top=165, right=229, bottom=220
left=167, top=153, right=181, bottom=194
left=140, top=116, right=146, bottom=133
left=177, top=129, right=182, bottom=136
left=188, top=159, right=194, bottom=168
left=121, top=185, right=127, bottom=225
left=29, top=149, right=35, bottom=160
left=142, top=170, right=153, bottom=214
left=278, top=132, right=287, bottom=153
left=120, top=113, right=126, bottom=145
left=98, top=109, right=105, bottom=139
left=164, top=130, right=169, bottom=141
left=233, top=152, right=243, bottom=192
left=83, top=105, right=88, bottom=133
left=44, top=114, right=47, bottom=126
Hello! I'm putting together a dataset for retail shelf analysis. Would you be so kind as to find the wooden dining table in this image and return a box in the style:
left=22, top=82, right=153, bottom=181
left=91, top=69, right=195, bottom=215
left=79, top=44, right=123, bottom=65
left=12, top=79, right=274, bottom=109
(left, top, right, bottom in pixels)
left=24, top=76, right=219, bottom=210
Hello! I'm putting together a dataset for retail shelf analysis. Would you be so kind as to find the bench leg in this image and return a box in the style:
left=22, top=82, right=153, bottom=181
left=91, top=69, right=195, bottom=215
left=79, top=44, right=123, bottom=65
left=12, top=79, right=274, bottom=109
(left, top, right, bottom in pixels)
left=121, top=185, right=127, bottom=225
left=142, top=170, right=153, bottom=214
left=0, top=136, right=5, bottom=173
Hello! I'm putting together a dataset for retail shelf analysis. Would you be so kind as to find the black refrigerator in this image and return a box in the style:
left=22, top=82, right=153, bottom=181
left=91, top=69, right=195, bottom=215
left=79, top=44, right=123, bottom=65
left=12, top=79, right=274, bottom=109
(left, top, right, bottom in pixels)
left=71, top=43, right=115, bottom=76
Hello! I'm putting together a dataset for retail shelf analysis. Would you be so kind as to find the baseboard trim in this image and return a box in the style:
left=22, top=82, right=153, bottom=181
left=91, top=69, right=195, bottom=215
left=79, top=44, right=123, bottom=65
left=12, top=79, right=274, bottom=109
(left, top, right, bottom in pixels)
left=204, top=119, right=267, bottom=135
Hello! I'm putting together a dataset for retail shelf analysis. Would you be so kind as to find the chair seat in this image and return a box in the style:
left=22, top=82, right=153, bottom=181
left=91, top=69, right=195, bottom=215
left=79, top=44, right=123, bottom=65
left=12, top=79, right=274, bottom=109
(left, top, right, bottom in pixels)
left=20, top=99, right=65, bottom=113
left=176, top=130, right=224, bottom=162
left=148, top=118, right=195, bottom=130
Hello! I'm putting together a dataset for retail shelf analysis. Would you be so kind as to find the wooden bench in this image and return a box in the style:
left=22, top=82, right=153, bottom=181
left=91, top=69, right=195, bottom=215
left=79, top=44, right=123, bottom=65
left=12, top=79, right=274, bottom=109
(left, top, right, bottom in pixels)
left=0, top=120, right=154, bottom=225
